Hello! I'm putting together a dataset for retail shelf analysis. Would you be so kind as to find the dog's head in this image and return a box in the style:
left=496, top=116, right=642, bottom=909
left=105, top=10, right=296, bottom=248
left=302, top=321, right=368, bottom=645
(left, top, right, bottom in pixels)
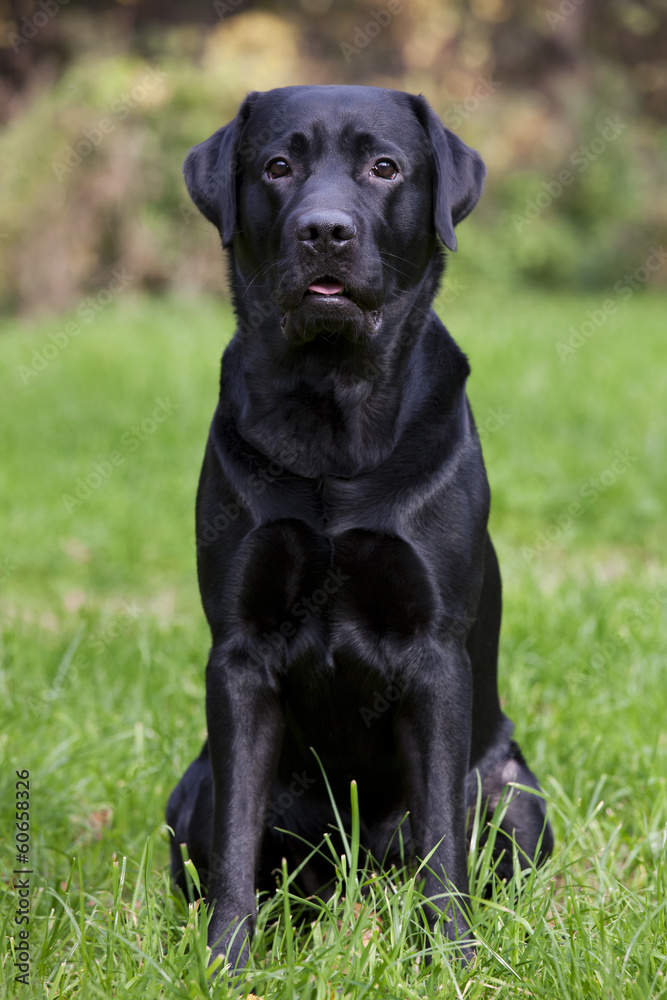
left=184, top=85, right=485, bottom=347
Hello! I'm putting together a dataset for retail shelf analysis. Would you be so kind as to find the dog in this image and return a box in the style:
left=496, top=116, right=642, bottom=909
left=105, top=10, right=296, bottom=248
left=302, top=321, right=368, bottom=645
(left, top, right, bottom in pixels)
left=167, top=84, right=553, bottom=972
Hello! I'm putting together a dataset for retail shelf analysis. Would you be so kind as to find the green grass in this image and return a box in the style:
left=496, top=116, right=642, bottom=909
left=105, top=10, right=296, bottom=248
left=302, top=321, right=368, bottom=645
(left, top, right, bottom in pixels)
left=1, top=284, right=666, bottom=998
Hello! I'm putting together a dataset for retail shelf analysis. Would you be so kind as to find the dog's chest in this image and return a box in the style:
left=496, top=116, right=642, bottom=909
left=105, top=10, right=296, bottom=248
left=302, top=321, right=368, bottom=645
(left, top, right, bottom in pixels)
left=235, top=513, right=439, bottom=666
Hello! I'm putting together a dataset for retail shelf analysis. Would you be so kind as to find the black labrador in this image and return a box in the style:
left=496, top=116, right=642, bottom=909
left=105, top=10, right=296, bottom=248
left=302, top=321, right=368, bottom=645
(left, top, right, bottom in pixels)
left=167, top=84, right=552, bottom=971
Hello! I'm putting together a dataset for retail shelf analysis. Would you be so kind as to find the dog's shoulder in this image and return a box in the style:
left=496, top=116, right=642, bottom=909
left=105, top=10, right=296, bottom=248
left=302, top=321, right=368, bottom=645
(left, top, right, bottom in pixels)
left=411, top=310, right=472, bottom=416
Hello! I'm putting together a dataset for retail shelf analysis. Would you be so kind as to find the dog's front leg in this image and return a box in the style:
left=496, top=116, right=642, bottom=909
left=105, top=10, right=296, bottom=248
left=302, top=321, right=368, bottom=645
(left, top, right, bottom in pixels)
left=205, top=646, right=284, bottom=973
left=395, top=644, right=474, bottom=962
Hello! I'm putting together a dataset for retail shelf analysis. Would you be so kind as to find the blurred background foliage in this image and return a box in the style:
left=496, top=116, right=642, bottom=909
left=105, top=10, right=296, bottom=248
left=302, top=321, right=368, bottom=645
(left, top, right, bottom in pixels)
left=0, top=0, right=666, bottom=315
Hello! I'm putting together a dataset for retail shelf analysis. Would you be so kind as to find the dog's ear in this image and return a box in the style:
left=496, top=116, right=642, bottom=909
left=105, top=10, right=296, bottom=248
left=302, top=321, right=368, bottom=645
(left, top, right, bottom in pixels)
left=411, top=95, right=486, bottom=252
left=183, top=92, right=259, bottom=248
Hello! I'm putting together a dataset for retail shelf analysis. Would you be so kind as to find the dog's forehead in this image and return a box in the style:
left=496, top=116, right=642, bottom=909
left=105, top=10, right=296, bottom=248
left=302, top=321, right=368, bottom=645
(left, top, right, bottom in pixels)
left=245, top=85, right=427, bottom=153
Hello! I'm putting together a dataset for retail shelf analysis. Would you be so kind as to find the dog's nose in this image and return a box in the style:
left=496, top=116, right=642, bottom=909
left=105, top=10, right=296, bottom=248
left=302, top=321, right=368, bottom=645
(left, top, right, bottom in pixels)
left=296, top=211, right=357, bottom=252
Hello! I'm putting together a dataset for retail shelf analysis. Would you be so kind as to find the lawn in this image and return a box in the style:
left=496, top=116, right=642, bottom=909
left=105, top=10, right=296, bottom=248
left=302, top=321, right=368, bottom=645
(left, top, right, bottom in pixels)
left=1, top=283, right=666, bottom=999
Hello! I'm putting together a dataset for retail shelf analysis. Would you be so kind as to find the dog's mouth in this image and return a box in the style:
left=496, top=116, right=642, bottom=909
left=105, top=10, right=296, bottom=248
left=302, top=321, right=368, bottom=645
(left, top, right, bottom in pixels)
left=279, top=275, right=382, bottom=344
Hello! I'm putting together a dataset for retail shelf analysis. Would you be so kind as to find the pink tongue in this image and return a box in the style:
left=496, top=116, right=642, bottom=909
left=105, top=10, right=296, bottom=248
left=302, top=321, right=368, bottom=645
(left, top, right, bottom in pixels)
left=308, top=279, right=345, bottom=295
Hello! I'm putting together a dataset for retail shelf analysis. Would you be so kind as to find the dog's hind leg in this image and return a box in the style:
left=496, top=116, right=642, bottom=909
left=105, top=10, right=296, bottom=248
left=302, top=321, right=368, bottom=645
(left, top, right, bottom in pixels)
left=166, top=741, right=214, bottom=895
left=466, top=534, right=552, bottom=879
left=472, top=742, right=553, bottom=882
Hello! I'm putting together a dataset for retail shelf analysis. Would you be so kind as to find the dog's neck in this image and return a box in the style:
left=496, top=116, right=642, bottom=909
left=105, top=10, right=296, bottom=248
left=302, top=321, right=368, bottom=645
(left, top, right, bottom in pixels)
left=222, top=261, right=467, bottom=479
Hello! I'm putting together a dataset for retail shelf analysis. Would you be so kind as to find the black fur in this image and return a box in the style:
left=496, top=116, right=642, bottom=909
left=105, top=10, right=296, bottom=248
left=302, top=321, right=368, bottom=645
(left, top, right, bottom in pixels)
left=167, top=84, right=552, bottom=972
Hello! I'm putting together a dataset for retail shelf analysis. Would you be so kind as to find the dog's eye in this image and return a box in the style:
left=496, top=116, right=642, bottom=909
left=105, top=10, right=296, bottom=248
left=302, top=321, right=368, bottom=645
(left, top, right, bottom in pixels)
left=371, top=159, right=399, bottom=180
left=266, top=158, right=291, bottom=179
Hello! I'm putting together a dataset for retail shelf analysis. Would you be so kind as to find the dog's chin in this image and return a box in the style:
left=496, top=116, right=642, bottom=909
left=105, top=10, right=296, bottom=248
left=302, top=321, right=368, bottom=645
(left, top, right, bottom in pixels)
left=280, top=294, right=383, bottom=346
